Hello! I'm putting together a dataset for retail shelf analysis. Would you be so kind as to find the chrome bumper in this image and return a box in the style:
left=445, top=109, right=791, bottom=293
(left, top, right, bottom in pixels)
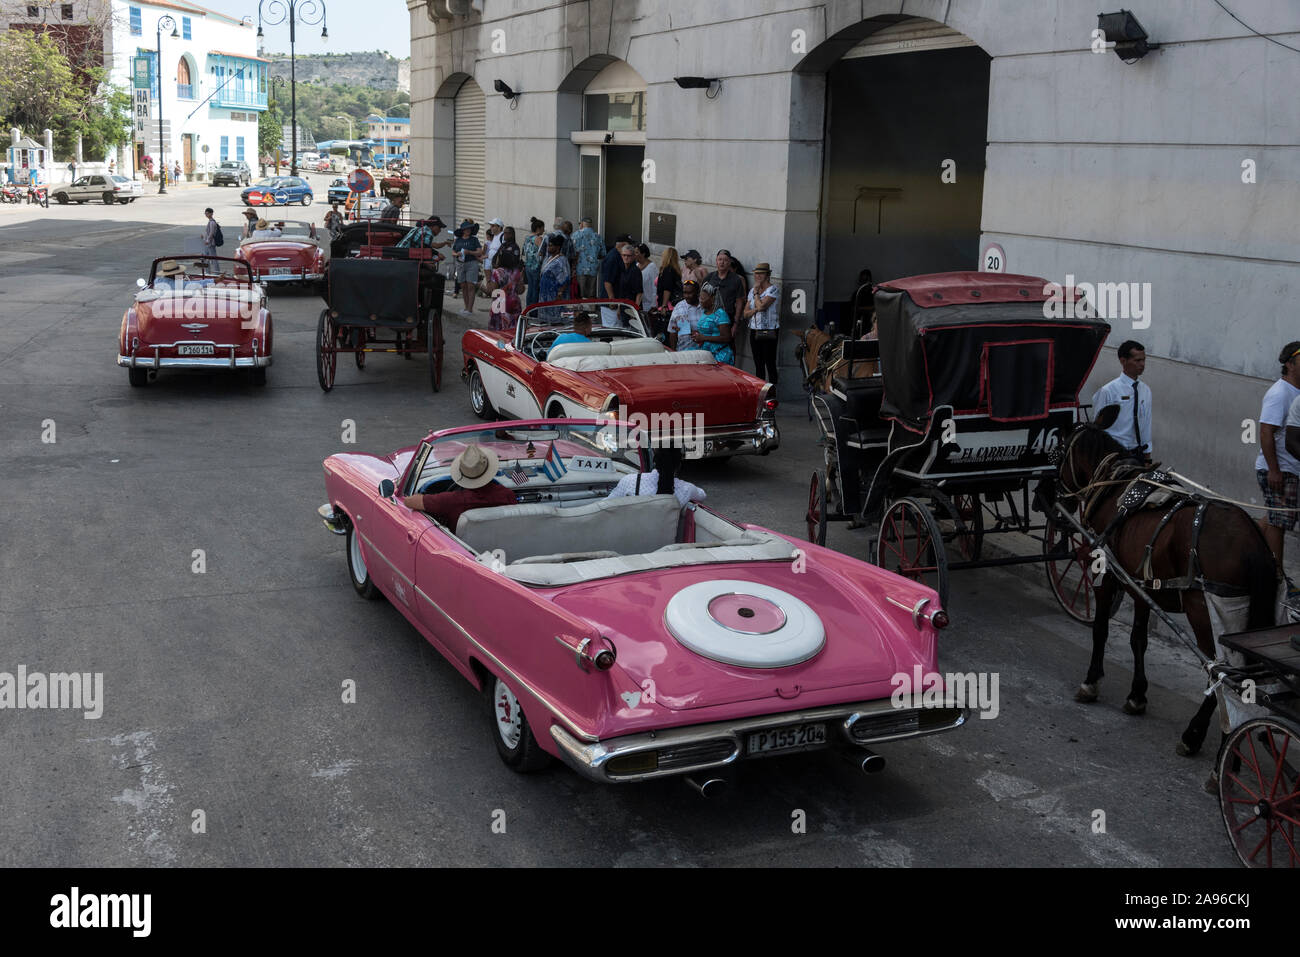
left=549, top=698, right=967, bottom=784
left=118, top=351, right=272, bottom=370
left=257, top=273, right=323, bottom=283
left=696, top=418, right=780, bottom=458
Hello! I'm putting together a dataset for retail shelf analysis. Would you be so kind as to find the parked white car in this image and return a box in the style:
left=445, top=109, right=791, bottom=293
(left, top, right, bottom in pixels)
left=53, top=174, right=142, bottom=205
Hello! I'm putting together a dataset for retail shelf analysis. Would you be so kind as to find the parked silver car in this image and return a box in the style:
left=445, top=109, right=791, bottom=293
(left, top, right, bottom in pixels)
left=211, top=161, right=252, bottom=187
left=53, top=174, right=141, bottom=205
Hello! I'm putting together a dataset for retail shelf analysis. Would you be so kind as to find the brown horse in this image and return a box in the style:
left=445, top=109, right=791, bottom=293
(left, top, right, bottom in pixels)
left=1056, top=407, right=1277, bottom=755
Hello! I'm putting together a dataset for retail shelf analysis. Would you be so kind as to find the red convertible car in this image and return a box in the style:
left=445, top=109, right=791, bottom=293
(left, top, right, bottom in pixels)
left=233, top=220, right=327, bottom=289
left=319, top=419, right=964, bottom=786
left=117, top=256, right=272, bottom=387
left=461, top=300, right=779, bottom=459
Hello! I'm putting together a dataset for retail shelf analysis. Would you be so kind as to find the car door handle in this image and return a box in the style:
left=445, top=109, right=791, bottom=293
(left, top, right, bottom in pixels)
left=406, top=530, right=417, bottom=544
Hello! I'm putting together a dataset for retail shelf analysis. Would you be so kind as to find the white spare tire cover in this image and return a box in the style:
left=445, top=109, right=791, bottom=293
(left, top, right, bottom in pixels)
left=664, top=580, right=825, bottom=668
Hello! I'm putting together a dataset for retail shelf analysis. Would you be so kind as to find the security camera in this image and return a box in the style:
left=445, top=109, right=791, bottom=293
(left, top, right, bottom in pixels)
left=493, top=79, right=516, bottom=99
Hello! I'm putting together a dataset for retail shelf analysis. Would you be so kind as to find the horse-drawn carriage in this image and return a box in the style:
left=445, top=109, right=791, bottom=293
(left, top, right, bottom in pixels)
left=802, top=271, right=1111, bottom=614
left=316, top=223, right=446, bottom=392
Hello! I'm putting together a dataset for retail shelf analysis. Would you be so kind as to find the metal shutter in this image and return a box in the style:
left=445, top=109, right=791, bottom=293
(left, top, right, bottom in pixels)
left=454, top=80, right=486, bottom=224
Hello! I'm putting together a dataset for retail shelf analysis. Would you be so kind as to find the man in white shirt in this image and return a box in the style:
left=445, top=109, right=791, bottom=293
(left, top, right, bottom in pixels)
left=1091, top=340, right=1152, bottom=465
left=1255, top=340, right=1300, bottom=568
left=485, top=217, right=505, bottom=266
left=667, top=280, right=705, bottom=350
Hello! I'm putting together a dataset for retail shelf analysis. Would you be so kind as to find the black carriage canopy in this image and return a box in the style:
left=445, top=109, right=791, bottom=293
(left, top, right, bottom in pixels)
left=328, top=257, right=421, bottom=326
left=873, top=272, right=1111, bottom=432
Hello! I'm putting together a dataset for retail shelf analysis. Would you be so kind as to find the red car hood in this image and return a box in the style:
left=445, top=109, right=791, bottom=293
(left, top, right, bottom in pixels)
left=550, top=561, right=930, bottom=712
left=577, top=363, right=759, bottom=422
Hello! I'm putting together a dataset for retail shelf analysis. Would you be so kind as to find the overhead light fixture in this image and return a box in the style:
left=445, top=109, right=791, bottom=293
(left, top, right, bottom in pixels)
left=674, top=76, right=722, bottom=98
left=493, top=79, right=516, bottom=100
left=1097, top=10, right=1159, bottom=63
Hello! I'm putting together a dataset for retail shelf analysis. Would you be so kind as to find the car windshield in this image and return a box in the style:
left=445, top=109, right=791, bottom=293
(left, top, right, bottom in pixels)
left=520, top=299, right=647, bottom=343
left=249, top=220, right=316, bottom=241
left=408, top=422, right=644, bottom=497
left=253, top=179, right=283, bottom=188
left=220, top=162, right=241, bottom=169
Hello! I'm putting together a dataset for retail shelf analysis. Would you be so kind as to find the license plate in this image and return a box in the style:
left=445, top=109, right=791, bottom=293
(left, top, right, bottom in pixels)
left=268, top=267, right=292, bottom=276
left=747, top=722, right=827, bottom=755
left=177, top=344, right=215, bottom=356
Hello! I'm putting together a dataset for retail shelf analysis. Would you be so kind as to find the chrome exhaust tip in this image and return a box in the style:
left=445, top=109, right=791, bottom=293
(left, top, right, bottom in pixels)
left=684, top=775, right=727, bottom=798
left=841, top=748, right=886, bottom=774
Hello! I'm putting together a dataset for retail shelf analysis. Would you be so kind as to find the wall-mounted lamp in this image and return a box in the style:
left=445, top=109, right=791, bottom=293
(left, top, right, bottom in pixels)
left=674, top=75, right=722, bottom=99
left=494, top=78, right=520, bottom=110
left=1097, top=10, right=1159, bottom=63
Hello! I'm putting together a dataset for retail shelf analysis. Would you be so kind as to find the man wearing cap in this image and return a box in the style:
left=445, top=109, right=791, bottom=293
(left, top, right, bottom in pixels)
left=1255, top=341, right=1300, bottom=569
left=404, top=444, right=516, bottom=532
left=485, top=217, right=506, bottom=265
left=572, top=217, right=604, bottom=299
left=242, top=208, right=261, bottom=240
left=742, top=262, right=781, bottom=385
left=681, top=250, right=708, bottom=287
left=1091, top=340, right=1152, bottom=466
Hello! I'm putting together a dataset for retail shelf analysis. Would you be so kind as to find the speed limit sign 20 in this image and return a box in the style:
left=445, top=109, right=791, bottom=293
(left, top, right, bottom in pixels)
left=981, top=243, right=1006, bottom=273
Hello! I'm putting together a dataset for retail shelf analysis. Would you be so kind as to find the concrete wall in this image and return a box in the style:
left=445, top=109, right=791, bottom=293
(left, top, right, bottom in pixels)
left=406, top=0, right=1300, bottom=500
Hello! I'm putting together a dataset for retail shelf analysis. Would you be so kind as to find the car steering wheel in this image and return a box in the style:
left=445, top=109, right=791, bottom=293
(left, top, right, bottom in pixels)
left=530, top=331, right=558, bottom=361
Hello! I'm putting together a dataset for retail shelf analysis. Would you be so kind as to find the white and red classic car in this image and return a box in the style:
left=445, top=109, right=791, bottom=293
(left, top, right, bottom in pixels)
left=319, top=419, right=964, bottom=786
left=233, top=219, right=327, bottom=288
left=461, top=300, right=779, bottom=459
left=117, top=256, right=272, bottom=387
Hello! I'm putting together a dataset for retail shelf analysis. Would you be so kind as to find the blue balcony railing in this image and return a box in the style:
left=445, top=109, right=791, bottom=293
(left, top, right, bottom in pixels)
left=210, top=86, right=268, bottom=110
left=176, top=83, right=194, bottom=100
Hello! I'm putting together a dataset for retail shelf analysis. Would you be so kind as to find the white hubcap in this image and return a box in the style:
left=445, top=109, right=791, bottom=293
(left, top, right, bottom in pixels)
left=494, top=678, right=523, bottom=749
left=349, top=531, right=368, bottom=582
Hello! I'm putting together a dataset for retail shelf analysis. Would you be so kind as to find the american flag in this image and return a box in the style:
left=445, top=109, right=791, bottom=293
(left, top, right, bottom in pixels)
left=506, top=466, right=529, bottom=486
left=541, top=442, right=568, bottom=482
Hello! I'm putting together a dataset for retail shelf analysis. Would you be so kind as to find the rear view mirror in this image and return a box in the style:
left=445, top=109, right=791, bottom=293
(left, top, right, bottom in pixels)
left=378, top=479, right=396, bottom=500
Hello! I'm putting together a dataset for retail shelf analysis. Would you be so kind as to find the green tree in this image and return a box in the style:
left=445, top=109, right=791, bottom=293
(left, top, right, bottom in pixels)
left=0, top=31, right=78, bottom=134
left=259, top=104, right=284, bottom=159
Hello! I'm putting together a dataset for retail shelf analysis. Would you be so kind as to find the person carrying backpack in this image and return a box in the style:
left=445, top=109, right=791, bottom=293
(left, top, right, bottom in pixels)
left=202, top=207, right=223, bottom=267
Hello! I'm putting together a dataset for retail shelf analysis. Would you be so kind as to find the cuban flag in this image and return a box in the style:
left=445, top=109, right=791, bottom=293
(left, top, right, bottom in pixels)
left=541, top=442, right=568, bottom=482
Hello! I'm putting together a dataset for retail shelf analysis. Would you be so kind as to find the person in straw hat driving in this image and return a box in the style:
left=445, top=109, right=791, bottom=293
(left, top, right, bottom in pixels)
left=404, top=443, right=516, bottom=531
left=153, top=259, right=188, bottom=291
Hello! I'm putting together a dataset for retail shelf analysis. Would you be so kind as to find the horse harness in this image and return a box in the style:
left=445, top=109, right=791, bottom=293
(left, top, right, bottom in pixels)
left=1074, top=454, right=1249, bottom=601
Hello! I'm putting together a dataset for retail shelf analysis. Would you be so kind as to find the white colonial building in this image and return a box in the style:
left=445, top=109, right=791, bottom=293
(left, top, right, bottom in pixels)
left=102, top=0, right=267, bottom=176
left=406, top=0, right=1300, bottom=504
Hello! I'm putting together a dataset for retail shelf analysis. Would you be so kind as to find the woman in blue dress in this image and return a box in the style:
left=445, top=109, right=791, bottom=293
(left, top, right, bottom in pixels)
left=692, top=282, right=735, bottom=364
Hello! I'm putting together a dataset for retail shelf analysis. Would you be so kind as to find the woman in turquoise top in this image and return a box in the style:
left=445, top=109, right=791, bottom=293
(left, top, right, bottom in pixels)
left=692, top=283, right=735, bottom=364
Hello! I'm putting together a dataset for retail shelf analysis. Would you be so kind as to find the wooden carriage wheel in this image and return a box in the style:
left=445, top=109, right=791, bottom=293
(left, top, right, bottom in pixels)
left=1043, top=509, right=1120, bottom=624
left=316, top=309, right=337, bottom=392
left=806, top=471, right=827, bottom=546
left=1218, top=717, right=1300, bottom=867
left=354, top=328, right=366, bottom=369
left=876, top=497, right=949, bottom=608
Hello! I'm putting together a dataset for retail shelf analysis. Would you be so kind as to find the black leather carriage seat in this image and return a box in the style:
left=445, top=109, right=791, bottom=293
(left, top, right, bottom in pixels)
left=830, top=341, right=887, bottom=447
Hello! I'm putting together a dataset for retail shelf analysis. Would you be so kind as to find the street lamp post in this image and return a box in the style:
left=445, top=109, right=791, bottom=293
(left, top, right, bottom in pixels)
left=257, top=0, right=328, bottom=178
left=155, top=15, right=179, bottom=195
left=334, top=114, right=353, bottom=140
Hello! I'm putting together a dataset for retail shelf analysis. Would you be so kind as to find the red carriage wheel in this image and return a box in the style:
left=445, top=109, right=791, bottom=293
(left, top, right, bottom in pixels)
left=806, top=471, right=827, bottom=546
left=354, top=333, right=366, bottom=369
left=943, top=493, right=984, bottom=561
left=428, top=313, right=444, bottom=392
left=1218, top=717, right=1300, bottom=867
left=1044, top=509, right=1120, bottom=624
left=876, top=497, right=949, bottom=608
left=316, top=309, right=337, bottom=392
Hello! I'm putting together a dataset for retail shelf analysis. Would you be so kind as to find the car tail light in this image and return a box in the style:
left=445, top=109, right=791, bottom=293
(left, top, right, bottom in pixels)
left=765, top=398, right=779, bottom=412
left=931, top=609, right=949, bottom=630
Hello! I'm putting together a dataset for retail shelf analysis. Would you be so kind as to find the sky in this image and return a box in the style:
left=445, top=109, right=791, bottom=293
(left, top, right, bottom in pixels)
left=193, top=0, right=411, bottom=58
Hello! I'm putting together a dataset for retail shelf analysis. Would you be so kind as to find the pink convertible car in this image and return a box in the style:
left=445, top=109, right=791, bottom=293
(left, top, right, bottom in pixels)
left=319, top=419, right=965, bottom=787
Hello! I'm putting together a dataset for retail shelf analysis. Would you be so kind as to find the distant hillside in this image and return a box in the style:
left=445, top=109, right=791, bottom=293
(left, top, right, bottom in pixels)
left=266, top=52, right=410, bottom=93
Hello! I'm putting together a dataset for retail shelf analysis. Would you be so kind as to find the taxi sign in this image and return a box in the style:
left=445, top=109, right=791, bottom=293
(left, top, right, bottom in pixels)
left=348, top=168, right=374, bottom=194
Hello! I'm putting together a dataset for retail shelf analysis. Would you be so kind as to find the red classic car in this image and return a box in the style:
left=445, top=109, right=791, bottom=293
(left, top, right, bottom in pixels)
left=461, top=300, right=780, bottom=459
left=234, top=219, right=327, bottom=289
left=118, top=256, right=272, bottom=387
left=318, top=419, right=964, bottom=786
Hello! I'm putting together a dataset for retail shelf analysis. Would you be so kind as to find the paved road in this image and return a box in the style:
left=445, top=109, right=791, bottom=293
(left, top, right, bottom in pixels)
left=0, top=185, right=1235, bottom=866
